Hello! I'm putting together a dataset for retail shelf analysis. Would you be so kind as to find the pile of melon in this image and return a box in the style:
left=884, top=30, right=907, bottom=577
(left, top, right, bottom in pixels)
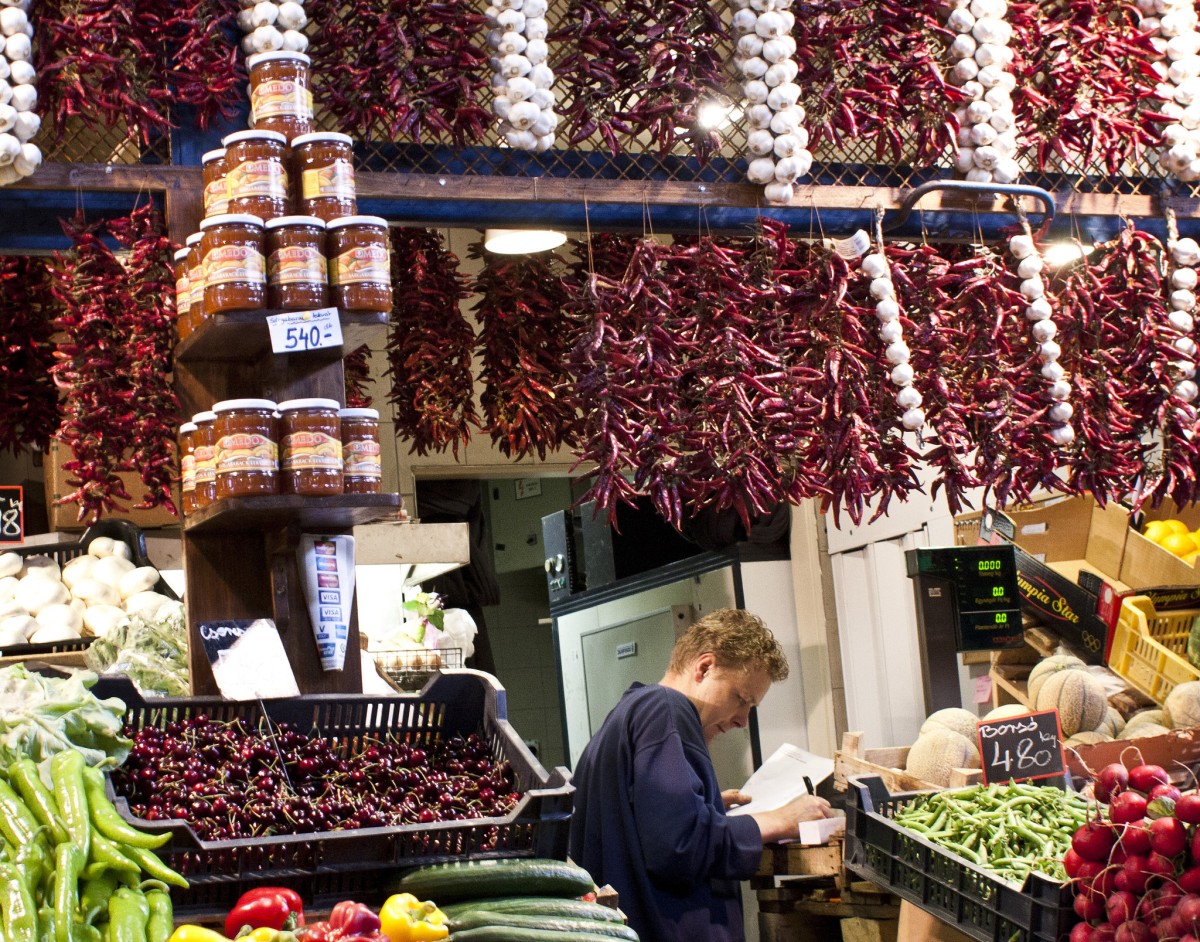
left=0, top=538, right=180, bottom=647
left=905, top=707, right=985, bottom=787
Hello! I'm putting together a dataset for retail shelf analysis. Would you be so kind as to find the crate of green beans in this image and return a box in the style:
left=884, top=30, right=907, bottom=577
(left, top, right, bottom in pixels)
left=843, top=775, right=1085, bottom=942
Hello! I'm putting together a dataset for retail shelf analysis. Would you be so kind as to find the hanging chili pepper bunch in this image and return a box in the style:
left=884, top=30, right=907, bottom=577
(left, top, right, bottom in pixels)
left=305, top=0, right=491, bottom=145
left=343, top=344, right=373, bottom=409
left=551, top=0, right=730, bottom=156
left=158, top=0, right=244, bottom=127
left=470, top=240, right=580, bottom=461
left=1050, top=227, right=1163, bottom=505
left=790, top=0, right=964, bottom=167
left=48, top=207, right=180, bottom=522
left=385, top=228, right=479, bottom=457
left=1007, top=0, right=1161, bottom=176
left=0, top=256, right=58, bottom=456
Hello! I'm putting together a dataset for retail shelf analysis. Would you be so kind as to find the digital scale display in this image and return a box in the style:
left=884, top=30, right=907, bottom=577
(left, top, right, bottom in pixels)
left=906, top=545, right=1022, bottom=651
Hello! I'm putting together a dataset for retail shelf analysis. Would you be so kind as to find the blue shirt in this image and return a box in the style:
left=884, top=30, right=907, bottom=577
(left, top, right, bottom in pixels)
left=568, top=683, right=764, bottom=942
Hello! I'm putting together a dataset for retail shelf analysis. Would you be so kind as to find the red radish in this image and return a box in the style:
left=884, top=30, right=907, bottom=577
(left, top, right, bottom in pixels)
left=1110, top=844, right=1131, bottom=866
left=1181, top=867, right=1200, bottom=894
left=1176, top=894, right=1200, bottom=932
left=1138, top=887, right=1172, bottom=923
left=1190, top=828, right=1200, bottom=863
left=1108, top=890, right=1137, bottom=925
left=1123, top=854, right=1153, bottom=893
left=1183, top=936, right=1200, bottom=942
left=1091, top=927, right=1116, bottom=942
left=1151, top=817, right=1189, bottom=858
left=1177, top=794, right=1200, bottom=825
left=1093, top=866, right=1120, bottom=898
left=1159, top=920, right=1183, bottom=942
left=1077, top=891, right=1106, bottom=922
left=1071, top=923, right=1093, bottom=942
left=1115, top=869, right=1133, bottom=892
left=1130, top=765, right=1171, bottom=794
left=1148, top=851, right=1180, bottom=881
left=1119, top=824, right=1154, bottom=855
left=1065, top=847, right=1085, bottom=878
left=1098, top=763, right=1131, bottom=802
left=1079, top=860, right=1107, bottom=882
left=1159, top=884, right=1184, bottom=914
left=1152, top=784, right=1183, bottom=804
left=1112, top=791, right=1150, bottom=824
left=1116, top=921, right=1155, bottom=942
left=1076, top=820, right=1119, bottom=861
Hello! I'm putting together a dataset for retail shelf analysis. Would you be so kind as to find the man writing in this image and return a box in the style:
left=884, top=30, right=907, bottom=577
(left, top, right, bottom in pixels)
left=568, top=608, right=834, bottom=942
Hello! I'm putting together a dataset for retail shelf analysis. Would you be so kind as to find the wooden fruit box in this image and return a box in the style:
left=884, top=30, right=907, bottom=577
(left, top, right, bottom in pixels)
left=834, top=732, right=981, bottom=794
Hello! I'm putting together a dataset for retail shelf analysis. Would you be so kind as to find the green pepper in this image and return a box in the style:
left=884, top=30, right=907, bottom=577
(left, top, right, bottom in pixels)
left=144, top=890, right=172, bottom=942
left=9, top=760, right=69, bottom=846
left=39, top=905, right=56, bottom=942
left=88, top=835, right=141, bottom=882
left=54, top=843, right=85, bottom=942
left=116, top=845, right=187, bottom=890
left=0, top=779, right=47, bottom=849
left=50, top=751, right=90, bottom=860
left=81, top=872, right=121, bottom=926
left=81, top=770, right=169, bottom=851
left=107, top=890, right=149, bottom=942
left=0, top=860, right=39, bottom=942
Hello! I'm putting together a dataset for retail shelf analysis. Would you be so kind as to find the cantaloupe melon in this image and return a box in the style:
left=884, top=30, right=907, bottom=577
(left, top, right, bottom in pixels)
left=984, top=704, right=1033, bottom=722
left=1065, top=730, right=1111, bottom=747
left=1027, top=654, right=1089, bottom=703
left=1097, top=706, right=1125, bottom=737
left=1119, top=722, right=1171, bottom=740
left=1033, top=669, right=1108, bottom=736
left=919, top=707, right=981, bottom=743
left=1166, top=680, right=1200, bottom=729
left=904, top=728, right=981, bottom=788
left=1125, top=708, right=1172, bottom=731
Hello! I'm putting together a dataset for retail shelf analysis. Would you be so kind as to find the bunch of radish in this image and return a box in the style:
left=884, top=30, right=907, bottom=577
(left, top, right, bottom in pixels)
left=1067, top=760, right=1200, bottom=941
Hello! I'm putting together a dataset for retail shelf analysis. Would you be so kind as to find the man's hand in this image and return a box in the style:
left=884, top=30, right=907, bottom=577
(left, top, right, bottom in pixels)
left=721, top=789, right=751, bottom=810
left=750, top=794, right=836, bottom=844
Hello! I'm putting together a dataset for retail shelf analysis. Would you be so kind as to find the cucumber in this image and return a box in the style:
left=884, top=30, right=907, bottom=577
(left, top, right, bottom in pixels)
left=396, top=858, right=595, bottom=903
left=441, top=898, right=624, bottom=924
left=447, top=910, right=637, bottom=941
left=448, top=929, right=629, bottom=942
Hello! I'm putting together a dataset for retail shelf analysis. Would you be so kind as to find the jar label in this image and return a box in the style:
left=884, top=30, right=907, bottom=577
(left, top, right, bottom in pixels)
left=302, top=160, right=356, bottom=201
left=269, top=245, right=327, bottom=286
left=215, top=433, right=278, bottom=473
left=227, top=158, right=287, bottom=201
left=283, top=430, right=343, bottom=471
left=189, top=265, right=205, bottom=309
left=194, top=444, right=217, bottom=483
left=330, top=245, right=389, bottom=286
left=251, top=79, right=314, bottom=122
left=181, top=454, right=197, bottom=491
left=206, top=245, right=267, bottom=286
left=203, top=177, right=230, bottom=216
left=175, top=274, right=190, bottom=310
left=343, top=439, right=382, bottom=479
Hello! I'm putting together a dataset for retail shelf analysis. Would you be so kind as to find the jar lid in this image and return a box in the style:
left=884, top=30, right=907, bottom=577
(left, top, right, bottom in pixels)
left=339, top=408, right=380, bottom=420
left=278, top=397, right=341, bottom=412
left=200, top=213, right=266, bottom=230
left=212, top=398, right=279, bottom=413
left=290, top=131, right=353, bottom=148
left=201, top=148, right=227, bottom=163
left=186, top=233, right=203, bottom=246
left=179, top=422, right=198, bottom=434
left=265, top=215, right=327, bottom=230
left=247, top=50, right=312, bottom=70
left=221, top=129, right=288, bottom=148
left=192, top=411, right=217, bottom=423
left=173, top=248, right=191, bottom=261
left=326, top=215, right=389, bottom=231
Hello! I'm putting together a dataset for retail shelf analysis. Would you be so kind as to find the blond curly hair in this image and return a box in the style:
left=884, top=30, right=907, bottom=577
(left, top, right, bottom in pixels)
left=668, top=608, right=789, bottom=682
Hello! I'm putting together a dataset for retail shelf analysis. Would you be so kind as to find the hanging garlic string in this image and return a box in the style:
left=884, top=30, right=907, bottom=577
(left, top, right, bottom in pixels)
left=0, top=0, right=40, bottom=185
left=237, top=0, right=308, bottom=54
left=1008, top=201, right=1074, bottom=445
left=865, top=210, right=925, bottom=431
left=487, top=0, right=558, bottom=151
left=1164, top=207, right=1200, bottom=409
left=942, top=0, right=1020, bottom=185
left=730, top=0, right=810, bottom=205
left=1143, top=0, right=1200, bottom=182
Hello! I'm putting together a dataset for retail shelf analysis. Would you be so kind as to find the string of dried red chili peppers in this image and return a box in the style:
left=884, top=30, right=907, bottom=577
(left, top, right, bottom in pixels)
left=385, top=228, right=479, bottom=457
left=342, top=344, right=374, bottom=409
left=0, top=256, right=59, bottom=456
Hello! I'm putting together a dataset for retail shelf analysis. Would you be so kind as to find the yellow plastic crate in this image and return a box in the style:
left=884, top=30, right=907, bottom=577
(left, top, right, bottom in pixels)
left=1107, top=595, right=1200, bottom=704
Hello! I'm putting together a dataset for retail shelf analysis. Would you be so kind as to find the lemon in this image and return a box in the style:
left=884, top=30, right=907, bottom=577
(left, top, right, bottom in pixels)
left=1162, top=532, right=1198, bottom=556
left=1163, top=519, right=1190, bottom=536
left=1184, top=550, right=1200, bottom=567
left=1144, top=520, right=1172, bottom=544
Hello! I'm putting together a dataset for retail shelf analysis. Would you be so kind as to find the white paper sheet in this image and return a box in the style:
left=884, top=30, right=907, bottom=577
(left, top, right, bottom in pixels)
left=726, top=743, right=835, bottom=817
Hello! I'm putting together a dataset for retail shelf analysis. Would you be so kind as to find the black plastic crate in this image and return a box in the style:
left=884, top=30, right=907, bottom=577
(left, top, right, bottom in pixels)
left=0, top=520, right=178, bottom=659
left=843, top=776, right=1075, bottom=942
left=99, top=670, right=574, bottom=916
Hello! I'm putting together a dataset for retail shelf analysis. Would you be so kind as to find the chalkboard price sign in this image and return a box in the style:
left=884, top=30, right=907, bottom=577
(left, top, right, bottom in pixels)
left=976, top=709, right=1065, bottom=785
left=0, top=486, right=22, bottom=544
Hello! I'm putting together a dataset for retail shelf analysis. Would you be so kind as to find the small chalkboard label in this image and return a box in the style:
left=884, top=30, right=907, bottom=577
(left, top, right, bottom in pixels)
left=197, top=619, right=265, bottom=665
left=0, top=486, right=22, bottom=544
left=976, top=709, right=1065, bottom=784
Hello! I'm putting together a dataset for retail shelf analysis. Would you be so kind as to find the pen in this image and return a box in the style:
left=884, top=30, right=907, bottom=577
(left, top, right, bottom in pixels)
left=803, top=775, right=815, bottom=796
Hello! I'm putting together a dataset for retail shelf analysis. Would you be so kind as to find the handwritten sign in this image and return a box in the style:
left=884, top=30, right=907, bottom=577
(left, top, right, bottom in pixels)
left=0, top=486, right=22, bottom=543
left=267, top=307, right=343, bottom=354
left=197, top=618, right=262, bottom=665
left=976, top=709, right=1065, bottom=785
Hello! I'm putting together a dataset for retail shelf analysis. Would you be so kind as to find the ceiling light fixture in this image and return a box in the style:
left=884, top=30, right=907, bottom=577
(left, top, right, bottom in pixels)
left=1040, top=242, right=1091, bottom=268
left=483, top=228, right=567, bottom=254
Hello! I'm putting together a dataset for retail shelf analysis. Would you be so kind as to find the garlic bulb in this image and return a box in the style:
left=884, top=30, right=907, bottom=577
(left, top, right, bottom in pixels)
left=861, top=247, right=926, bottom=432
left=487, top=5, right=557, bottom=151
left=0, top=0, right=37, bottom=183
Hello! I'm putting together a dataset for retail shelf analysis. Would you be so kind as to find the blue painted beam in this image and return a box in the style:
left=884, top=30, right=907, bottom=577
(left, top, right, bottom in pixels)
left=0, top=190, right=164, bottom=253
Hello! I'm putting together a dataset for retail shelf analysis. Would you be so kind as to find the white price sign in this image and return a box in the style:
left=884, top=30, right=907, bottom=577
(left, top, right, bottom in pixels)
left=267, top=307, right=343, bottom=354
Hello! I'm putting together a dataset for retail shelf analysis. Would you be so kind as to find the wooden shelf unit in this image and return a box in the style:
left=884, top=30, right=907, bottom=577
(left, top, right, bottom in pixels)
left=176, top=307, right=397, bottom=696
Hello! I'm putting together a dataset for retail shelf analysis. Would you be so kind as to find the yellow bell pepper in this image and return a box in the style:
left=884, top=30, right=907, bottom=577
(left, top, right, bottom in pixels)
left=379, top=893, right=449, bottom=942
left=168, top=928, right=233, bottom=942
left=246, top=930, right=280, bottom=942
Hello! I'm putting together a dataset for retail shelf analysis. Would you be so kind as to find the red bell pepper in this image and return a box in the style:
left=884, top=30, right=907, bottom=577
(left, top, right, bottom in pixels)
left=226, top=888, right=306, bottom=938
left=299, top=902, right=387, bottom=942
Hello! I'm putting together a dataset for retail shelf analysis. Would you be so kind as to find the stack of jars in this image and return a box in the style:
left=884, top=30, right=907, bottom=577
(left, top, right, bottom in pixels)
left=174, top=50, right=393, bottom=339
left=179, top=399, right=382, bottom=514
